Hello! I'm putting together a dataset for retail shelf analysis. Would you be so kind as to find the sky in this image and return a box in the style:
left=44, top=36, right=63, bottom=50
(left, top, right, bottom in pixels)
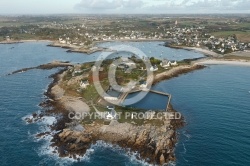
left=0, top=0, right=250, bottom=14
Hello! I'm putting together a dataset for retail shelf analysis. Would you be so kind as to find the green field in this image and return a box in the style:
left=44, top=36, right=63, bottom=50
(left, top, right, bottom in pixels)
left=211, top=30, right=250, bottom=42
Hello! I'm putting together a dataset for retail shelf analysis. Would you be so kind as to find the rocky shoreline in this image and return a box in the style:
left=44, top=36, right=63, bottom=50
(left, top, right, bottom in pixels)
left=28, top=61, right=208, bottom=165
left=154, top=64, right=206, bottom=85
left=47, top=42, right=114, bottom=54
left=52, top=109, right=183, bottom=165
left=0, top=41, right=24, bottom=44
left=6, top=61, right=73, bottom=76
left=164, top=42, right=221, bottom=58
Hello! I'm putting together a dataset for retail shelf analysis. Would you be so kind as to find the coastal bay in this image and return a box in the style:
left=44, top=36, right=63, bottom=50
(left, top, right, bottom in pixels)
left=2, top=40, right=250, bottom=165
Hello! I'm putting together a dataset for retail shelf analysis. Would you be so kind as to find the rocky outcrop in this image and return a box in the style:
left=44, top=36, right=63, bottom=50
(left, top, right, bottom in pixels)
left=38, top=63, right=186, bottom=165
left=154, top=64, right=205, bottom=84
left=6, top=61, right=72, bottom=76
left=52, top=116, right=182, bottom=165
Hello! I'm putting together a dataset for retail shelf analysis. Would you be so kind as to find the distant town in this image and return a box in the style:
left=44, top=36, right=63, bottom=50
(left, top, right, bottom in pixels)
left=1, top=14, right=250, bottom=54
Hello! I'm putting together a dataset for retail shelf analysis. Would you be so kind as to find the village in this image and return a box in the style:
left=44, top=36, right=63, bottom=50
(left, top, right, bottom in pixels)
left=55, top=21, right=250, bottom=55
left=166, top=21, right=250, bottom=54
left=1, top=15, right=250, bottom=55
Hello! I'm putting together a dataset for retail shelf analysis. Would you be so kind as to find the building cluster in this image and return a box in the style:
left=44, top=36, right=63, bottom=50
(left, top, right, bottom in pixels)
left=3, top=18, right=250, bottom=55
left=57, top=30, right=164, bottom=47
left=56, top=23, right=250, bottom=54
left=167, top=26, right=250, bottom=54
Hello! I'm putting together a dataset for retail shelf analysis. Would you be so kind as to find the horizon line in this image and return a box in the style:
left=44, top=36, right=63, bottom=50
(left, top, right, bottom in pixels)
left=1, top=13, right=250, bottom=16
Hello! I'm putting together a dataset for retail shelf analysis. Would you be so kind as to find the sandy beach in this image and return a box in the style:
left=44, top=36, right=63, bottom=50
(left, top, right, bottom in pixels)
left=0, top=39, right=52, bottom=44
left=180, top=46, right=221, bottom=57
left=194, top=59, right=250, bottom=66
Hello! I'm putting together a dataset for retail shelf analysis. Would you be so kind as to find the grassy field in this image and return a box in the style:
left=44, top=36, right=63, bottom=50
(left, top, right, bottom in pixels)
left=222, top=54, right=250, bottom=60
left=211, top=30, right=250, bottom=42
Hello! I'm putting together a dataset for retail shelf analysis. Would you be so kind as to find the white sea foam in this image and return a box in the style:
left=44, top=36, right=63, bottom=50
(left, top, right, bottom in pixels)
left=26, top=114, right=173, bottom=166
left=90, top=140, right=163, bottom=166
left=182, top=143, right=187, bottom=154
left=167, top=161, right=176, bottom=166
left=38, top=116, right=57, bottom=126
left=182, top=156, right=189, bottom=162
left=29, top=113, right=94, bottom=165
left=22, top=114, right=34, bottom=124
left=182, top=130, right=191, bottom=141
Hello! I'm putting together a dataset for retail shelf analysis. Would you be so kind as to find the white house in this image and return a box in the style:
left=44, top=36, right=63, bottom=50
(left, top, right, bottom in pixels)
left=107, top=106, right=115, bottom=110
left=171, top=61, right=178, bottom=66
left=74, top=70, right=82, bottom=74
left=5, top=36, right=11, bottom=41
left=150, top=65, right=158, bottom=71
left=139, top=80, right=147, bottom=88
left=160, top=59, right=171, bottom=68
left=106, top=109, right=117, bottom=120
left=80, top=80, right=89, bottom=89
left=91, top=66, right=97, bottom=72
left=124, top=62, right=136, bottom=67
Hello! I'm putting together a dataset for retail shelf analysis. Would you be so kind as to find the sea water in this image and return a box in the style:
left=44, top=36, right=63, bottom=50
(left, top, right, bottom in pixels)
left=1, top=42, right=248, bottom=166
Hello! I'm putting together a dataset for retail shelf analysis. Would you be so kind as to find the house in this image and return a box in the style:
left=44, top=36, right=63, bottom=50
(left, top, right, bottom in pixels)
left=171, top=61, right=178, bottom=66
left=80, top=80, right=89, bottom=89
left=124, top=62, right=136, bottom=67
left=160, top=59, right=171, bottom=68
left=107, top=106, right=115, bottom=110
left=74, top=70, right=82, bottom=74
left=118, top=64, right=129, bottom=70
left=150, top=65, right=158, bottom=71
left=196, top=42, right=200, bottom=47
left=5, top=36, right=11, bottom=41
left=60, top=40, right=66, bottom=44
left=139, top=80, right=147, bottom=88
left=106, top=109, right=117, bottom=120
left=91, top=66, right=97, bottom=71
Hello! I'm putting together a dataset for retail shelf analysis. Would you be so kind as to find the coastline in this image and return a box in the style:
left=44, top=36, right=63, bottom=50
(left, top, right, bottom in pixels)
left=34, top=56, right=250, bottom=165
left=34, top=61, right=208, bottom=165
left=47, top=42, right=113, bottom=54
left=0, top=38, right=173, bottom=55
left=47, top=39, right=173, bottom=54
left=92, top=38, right=173, bottom=45
left=2, top=39, right=250, bottom=61
left=3, top=39, right=249, bottom=61
left=10, top=39, right=250, bottom=165
left=0, top=39, right=52, bottom=44
left=6, top=61, right=73, bottom=76
left=194, top=59, right=250, bottom=66
left=166, top=45, right=220, bottom=58
left=154, top=64, right=206, bottom=85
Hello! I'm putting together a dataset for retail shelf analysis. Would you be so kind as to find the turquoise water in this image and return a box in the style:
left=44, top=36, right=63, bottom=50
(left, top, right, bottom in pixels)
left=1, top=42, right=249, bottom=166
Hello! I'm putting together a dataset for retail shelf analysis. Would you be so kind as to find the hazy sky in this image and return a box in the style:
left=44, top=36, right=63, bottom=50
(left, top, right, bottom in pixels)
left=0, top=0, right=250, bottom=14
